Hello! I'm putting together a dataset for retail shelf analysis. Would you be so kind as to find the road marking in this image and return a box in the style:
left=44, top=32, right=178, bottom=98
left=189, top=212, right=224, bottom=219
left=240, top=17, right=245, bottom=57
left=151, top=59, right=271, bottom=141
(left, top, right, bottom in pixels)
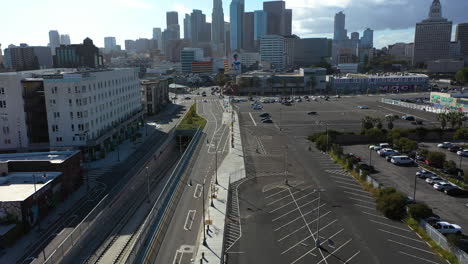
left=334, top=180, right=362, bottom=188
left=184, top=210, right=196, bottom=231
left=329, top=175, right=357, bottom=182
left=277, top=211, right=331, bottom=242
left=315, top=239, right=352, bottom=264
left=345, top=250, right=361, bottom=263
left=362, top=211, right=387, bottom=219
left=248, top=112, right=257, bottom=126
left=274, top=204, right=327, bottom=231
left=370, top=220, right=412, bottom=232
left=281, top=221, right=340, bottom=255
left=378, top=229, right=425, bottom=243
left=338, top=185, right=370, bottom=193
left=269, top=191, right=316, bottom=213
left=398, top=251, right=441, bottom=264
left=343, top=191, right=374, bottom=199
left=353, top=203, right=376, bottom=210
left=267, top=186, right=313, bottom=205
left=348, top=197, right=376, bottom=205
left=272, top=198, right=318, bottom=222
left=193, top=184, right=203, bottom=198
left=388, top=239, right=435, bottom=255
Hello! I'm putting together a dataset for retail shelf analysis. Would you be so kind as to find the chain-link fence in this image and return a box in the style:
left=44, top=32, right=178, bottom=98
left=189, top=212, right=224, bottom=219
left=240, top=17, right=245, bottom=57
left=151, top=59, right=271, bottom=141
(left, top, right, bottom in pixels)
left=381, top=98, right=449, bottom=114
left=420, top=220, right=468, bottom=264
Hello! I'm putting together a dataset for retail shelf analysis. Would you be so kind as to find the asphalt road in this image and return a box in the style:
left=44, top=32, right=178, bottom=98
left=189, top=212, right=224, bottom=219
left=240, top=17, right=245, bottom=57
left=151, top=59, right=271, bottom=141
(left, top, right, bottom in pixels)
left=344, top=144, right=468, bottom=232
left=237, top=94, right=441, bottom=138
left=226, top=97, right=445, bottom=264
left=154, top=89, right=231, bottom=264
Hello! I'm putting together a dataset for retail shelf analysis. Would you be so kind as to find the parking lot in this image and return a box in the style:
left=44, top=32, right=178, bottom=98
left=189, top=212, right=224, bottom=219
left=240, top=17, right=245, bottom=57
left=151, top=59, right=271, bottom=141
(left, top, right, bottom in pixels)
left=344, top=144, right=468, bottom=232
left=227, top=95, right=446, bottom=264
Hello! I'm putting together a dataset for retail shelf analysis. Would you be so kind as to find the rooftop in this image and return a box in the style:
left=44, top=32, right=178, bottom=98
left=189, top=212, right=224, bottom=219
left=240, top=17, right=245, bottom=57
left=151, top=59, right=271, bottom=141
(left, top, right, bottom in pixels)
left=0, top=172, right=61, bottom=202
left=0, top=151, right=80, bottom=164
left=334, top=73, right=429, bottom=79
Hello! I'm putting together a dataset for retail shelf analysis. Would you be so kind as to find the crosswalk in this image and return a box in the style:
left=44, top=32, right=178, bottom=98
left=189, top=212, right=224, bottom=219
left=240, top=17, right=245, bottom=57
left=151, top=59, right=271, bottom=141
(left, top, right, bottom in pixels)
left=86, top=166, right=115, bottom=187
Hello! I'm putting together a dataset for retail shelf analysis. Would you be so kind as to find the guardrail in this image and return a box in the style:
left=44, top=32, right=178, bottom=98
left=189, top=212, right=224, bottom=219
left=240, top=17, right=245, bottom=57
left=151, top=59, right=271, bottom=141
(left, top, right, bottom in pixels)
left=420, top=220, right=468, bottom=264
left=127, top=128, right=203, bottom=263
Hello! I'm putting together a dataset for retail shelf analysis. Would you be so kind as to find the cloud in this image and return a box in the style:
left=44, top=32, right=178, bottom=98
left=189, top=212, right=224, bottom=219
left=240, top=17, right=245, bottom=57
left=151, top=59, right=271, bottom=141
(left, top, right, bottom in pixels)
left=286, top=0, right=468, bottom=46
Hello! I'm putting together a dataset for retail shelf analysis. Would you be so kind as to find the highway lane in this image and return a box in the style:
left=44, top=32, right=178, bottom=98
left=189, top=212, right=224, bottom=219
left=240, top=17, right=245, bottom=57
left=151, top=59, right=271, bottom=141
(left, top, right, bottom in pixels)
left=154, top=91, right=231, bottom=264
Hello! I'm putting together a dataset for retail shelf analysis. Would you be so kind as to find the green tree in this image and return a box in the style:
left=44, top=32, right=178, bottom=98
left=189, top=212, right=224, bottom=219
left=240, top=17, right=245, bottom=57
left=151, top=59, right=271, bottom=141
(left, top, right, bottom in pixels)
left=376, top=189, right=408, bottom=220
left=394, top=137, right=418, bottom=153
left=376, top=119, right=383, bottom=130
left=408, top=203, right=433, bottom=220
left=361, top=116, right=375, bottom=131
left=315, top=134, right=329, bottom=152
left=454, top=128, right=468, bottom=143
left=387, top=120, right=394, bottom=130
left=455, top=67, right=468, bottom=85
left=215, top=73, right=227, bottom=87
left=426, top=151, right=446, bottom=168
left=437, top=113, right=448, bottom=130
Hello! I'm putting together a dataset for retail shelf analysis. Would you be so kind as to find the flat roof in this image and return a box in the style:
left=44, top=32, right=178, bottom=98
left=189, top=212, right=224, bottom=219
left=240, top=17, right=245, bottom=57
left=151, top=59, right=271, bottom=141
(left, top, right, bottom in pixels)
left=0, top=151, right=80, bottom=164
left=0, top=172, right=62, bottom=202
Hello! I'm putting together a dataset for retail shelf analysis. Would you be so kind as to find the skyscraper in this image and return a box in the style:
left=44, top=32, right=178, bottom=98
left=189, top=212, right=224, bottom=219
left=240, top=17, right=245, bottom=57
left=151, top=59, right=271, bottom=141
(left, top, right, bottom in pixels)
left=456, top=23, right=468, bottom=57
left=48, top=30, right=60, bottom=55
left=413, top=0, right=452, bottom=66
left=333, top=12, right=348, bottom=41
left=230, top=0, right=244, bottom=52
left=60, top=34, right=71, bottom=45
left=54, top=38, right=103, bottom=68
left=260, top=35, right=285, bottom=70
left=104, top=37, right=117, bottom=52
left=190, top=9, right=207, bottom=47
left=254, top=11, right=267, bottom=42
left=284, top=9, right=292, bottom=36
left=153, top=28, right=163, bottom=51
left=360, top=28, right=374, bottom=48
left=166, top=11, right=180, bottom=40
left=212, top=0, right=225, bottom=45
left=263, top=1, right=286, bottom=36
left=184, top=14, right=192, bottom=40
left=243, top=12, right=255, bottom=51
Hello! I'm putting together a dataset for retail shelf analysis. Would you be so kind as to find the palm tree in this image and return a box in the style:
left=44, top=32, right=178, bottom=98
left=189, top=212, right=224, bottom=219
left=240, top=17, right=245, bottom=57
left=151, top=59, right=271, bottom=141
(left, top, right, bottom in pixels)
left=437, top=113, right=448, bottom=130
left=361, top=116, right=375, bottom=130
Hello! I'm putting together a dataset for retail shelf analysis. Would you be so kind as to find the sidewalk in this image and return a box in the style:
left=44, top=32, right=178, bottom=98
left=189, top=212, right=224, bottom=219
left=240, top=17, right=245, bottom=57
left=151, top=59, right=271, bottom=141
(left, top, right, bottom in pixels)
left=194, top=109, right=246, bottom=264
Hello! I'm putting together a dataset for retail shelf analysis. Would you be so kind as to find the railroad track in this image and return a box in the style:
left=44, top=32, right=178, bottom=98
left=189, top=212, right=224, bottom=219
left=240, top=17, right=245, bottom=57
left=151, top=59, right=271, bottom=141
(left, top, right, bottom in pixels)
left=85, top=154, right=179, bottom=264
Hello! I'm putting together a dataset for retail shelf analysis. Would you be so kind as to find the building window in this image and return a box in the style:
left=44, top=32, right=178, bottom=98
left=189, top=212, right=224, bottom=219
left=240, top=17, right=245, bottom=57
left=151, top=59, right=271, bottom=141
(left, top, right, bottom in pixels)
left=0, top=87, right=4, bottom=95
left=69, top=99, right=72, bottom=107
left=0, top=101, right=7, bottom=108
left=4, top=139, right=11, bottom=144
left=56, top=137, right=63, bottom=142
left=68, top=87, right=71, bottom=93
left=49, top=99, right=56, bottom=105
left=52, top=125, right=59, bottom=132
left=77, top=112, right=82, bottom=118
left=2, top=126, right=9, bottom=135
left=70, top=112, right=74, bottom=119
left=53, top=112, right=60, bottom=118
left=72, top=137, right=75, bottom=141
left=51, top=86, right=58, bottom=94
left=71, top=124, right=75, bottom=131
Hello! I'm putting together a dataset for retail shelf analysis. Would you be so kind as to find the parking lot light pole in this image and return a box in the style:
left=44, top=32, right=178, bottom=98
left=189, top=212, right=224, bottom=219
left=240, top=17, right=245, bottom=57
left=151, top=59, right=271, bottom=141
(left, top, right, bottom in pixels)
left=215, top=140, right=219, bottom=185
left=459, top=155, right=463, bottom=170
left=202, top=179, right=208, bottom=246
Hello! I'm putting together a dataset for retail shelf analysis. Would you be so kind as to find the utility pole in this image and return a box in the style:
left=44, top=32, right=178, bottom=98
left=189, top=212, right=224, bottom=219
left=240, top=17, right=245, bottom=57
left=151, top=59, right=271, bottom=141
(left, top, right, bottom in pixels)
left=215, top=140, right=219, bottom=185
left=146, top=167, right=150, bottom=203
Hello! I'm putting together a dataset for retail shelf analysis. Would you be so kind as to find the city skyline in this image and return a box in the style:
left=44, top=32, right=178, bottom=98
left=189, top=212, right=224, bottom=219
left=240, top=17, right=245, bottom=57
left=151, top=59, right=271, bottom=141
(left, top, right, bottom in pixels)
left=1, top=0, right=467, bottom=49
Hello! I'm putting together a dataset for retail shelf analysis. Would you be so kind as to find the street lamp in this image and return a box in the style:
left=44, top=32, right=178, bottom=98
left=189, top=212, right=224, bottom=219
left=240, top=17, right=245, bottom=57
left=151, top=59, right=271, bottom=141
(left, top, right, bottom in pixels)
left=202, top=179, right=208, bottom=246
left=215, top=140, right=219, bottom=185
left=314, top=188, right=327, bottom=249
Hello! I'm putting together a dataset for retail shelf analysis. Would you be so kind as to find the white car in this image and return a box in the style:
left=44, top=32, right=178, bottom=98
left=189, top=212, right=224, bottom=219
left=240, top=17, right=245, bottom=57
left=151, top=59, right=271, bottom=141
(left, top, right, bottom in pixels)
left=416, top=170, right=437, bottom=179
left=369, top=145, right=380, bottom=150
left=437, top=142, right=453, bottom=149
left=433, top=221, right=463, bottom=235
left=377, top=148, right=398, bottom=157
left=390, top=156, right=413, bottom=165
left=433, top=182, right=457, bottom=192
left=457, top=149, right=468, bottom=157
left=425, top=176, right=447, bottom=185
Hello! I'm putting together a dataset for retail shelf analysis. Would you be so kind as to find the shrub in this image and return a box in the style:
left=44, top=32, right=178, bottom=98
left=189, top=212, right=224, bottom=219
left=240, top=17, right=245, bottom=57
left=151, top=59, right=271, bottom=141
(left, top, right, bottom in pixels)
left=364, top=128, right=386, bottom=140
left=393, top=137, right=418, bottom=153
left=444, top=160, right=457, bottom=170
left=376, top=188, right=407, bottom=220
left=408, top=203, right=433, bottom=220
left=418, top=149, right=429, bottom=158
left=331, top=144, right=343, bottom=157
left=426, top=151, right=446, bottom=168
left=414, top=127, right=428, bottom=140
left=315, top=135, right=329, bottom=152
left=388, top=128, right=409, bottom=141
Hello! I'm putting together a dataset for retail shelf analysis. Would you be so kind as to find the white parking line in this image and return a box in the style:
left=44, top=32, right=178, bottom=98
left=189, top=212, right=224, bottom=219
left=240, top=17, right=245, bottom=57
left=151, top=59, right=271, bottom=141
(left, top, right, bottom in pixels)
left=335, top=181, right=362, bottom=188
left=348, top=197, right=376, bottom=205
left=345, top=250, right=361, bottom=263
left=399, top=251, right=441, bottom=264
left=369, top=220, right=412, bottom=232
left=315, top=238, right=353, bottom=264
left=329, top=175, right=357, bottom=182
left=193, top=184, right=202, bottom=198
left=338, top=185, right=370, bottom=193
left=265, top=186, right=294, bottom=198
left=184, top=210, right=196, bottom=231
left=249, top=112, right=257, bottom=126
left=353, top=203, right=376, bottom=210
left=378, top=229, right=425, bottom=243
left=272, top=198, right=319, bottom=222
left=269, top=191, right=317, bottom=213
left=362, top=211, right=387, bottom=219
left=388, top=239, right=435, bottom=255
left=343, top=191, right=374, bottom=199
left=277, top=211, right=332, bottom=242
left=268, top=186, right=313, bottom=205
left=274, top=204, right=327, bottom=231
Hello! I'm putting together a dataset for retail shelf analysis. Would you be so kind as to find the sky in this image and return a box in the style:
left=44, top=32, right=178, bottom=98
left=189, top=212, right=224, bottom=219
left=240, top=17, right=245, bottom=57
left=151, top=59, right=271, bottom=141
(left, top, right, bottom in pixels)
left=1, top=0, right=467, bottom=50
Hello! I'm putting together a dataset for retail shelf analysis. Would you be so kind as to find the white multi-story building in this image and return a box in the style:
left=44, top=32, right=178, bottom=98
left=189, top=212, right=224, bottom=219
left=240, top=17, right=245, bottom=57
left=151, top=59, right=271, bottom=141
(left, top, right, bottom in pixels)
left=0, top=68, right=143, bottom=152
left=260, top=35, right=285, bottom=71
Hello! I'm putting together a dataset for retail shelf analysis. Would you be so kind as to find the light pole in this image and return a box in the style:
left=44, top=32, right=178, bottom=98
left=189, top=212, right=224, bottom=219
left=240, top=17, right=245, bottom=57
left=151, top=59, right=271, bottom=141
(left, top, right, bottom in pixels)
left=202, top=179, right=208, bottom=246
left=146, top=167, right=150, bottom=203
left=215, top=140, right=219, bottom=185
left=315, top=188, right=326, bottom=249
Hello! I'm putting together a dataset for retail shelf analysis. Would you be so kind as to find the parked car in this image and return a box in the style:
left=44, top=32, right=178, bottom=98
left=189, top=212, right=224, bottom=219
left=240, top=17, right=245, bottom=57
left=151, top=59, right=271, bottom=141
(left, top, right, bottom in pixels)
left=448, top=145, right=462, bottom=152
left=184, top=97, right=192, bottom=100
left=307, top=111, right=318, bottom=115
left=445, top=188, right=468, bottom=196
left=390, top=156, right=414, bottom=165
left=259, top=113, right=270, bottom=118
left=457, top=150, right=468, bottom=157
left=378, top=148, right=399, bottom=157
left=262, top=119, right=273, bottom=123
left=385, top=114, right=399, bottom=119
left=386, top=154, right=399, bottom=162
left=402, top=115, right=415, bottom=121
left=425, top=176, right=447, bottom=185
left=432, top=221, right=463, bottom=235
left=358, top=105, right=369, bottom=109
left=433, top=182, right=458, bottom=192
left=416, top=170, right=437, bottom=179
left=437, top=142, right=453, bottom=149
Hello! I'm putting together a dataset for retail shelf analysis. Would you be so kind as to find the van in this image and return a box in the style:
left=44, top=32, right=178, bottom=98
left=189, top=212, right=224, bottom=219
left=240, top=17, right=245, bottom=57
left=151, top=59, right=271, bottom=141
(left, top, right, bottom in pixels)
left=391, top=156, right=414, bottom=165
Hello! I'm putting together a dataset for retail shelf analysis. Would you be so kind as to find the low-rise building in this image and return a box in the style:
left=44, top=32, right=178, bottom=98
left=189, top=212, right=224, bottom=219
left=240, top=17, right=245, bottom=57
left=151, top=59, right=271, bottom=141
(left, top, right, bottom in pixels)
left=329, top=73, right=429, bottom=94
left=337, top=63, right=359, bottom=73
left=430, top=92, right=468, bottom=112
left=427, top=59, right=464, bottom=73
left=141, top=78, right=169, bottom=116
